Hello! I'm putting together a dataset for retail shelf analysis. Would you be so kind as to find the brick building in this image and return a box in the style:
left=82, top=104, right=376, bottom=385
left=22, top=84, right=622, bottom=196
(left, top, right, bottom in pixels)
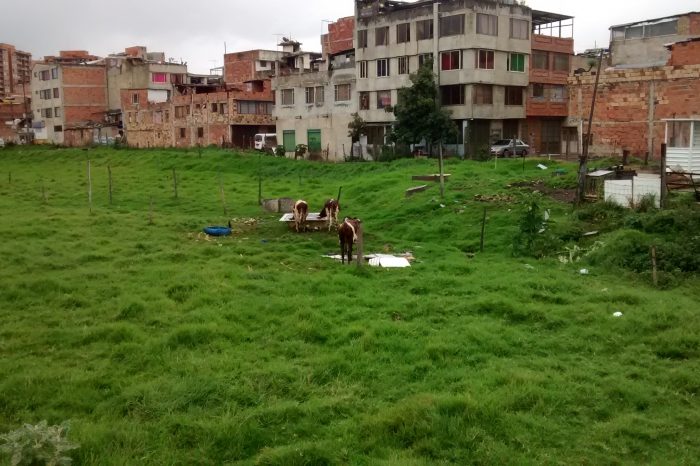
left=525, top=11, right=576, bottom=156
left=0, top=43, right=31, bottom=98
left=121, top=77, right=274, bottom=149
left=31, top=51, right=110, bottom=146
left=568, top=37, right=700, bottom=158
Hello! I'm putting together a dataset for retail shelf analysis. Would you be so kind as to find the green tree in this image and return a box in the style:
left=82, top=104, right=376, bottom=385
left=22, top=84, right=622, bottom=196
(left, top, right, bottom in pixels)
left=347, top=112, right=366, bottom=160
left=392, top=59, right=458, bottom=153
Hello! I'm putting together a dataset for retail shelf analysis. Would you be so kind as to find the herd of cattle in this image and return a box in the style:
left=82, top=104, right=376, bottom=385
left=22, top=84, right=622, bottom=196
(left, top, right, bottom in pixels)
left=292, top=199, right=361, bottom=265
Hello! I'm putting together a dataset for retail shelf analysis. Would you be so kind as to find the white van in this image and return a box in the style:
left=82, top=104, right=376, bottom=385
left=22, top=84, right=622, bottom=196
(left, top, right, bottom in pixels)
left=254, top=133, right=277, bottom=152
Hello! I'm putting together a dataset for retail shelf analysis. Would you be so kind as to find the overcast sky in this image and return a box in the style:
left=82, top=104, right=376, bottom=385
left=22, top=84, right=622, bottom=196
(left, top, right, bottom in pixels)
left=1, top=0, right=697, bottom=73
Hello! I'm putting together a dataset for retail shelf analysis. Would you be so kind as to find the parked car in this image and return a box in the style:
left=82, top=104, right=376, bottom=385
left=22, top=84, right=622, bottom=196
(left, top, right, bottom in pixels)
left=254, top=133, right=277, bottom=152
left=490, top=139, right=529, bottom=157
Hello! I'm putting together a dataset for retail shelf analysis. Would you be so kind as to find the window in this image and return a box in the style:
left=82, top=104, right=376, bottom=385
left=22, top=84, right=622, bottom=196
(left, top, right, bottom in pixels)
left=505, top=86, right=524, bottom=106
left=532, top=83, right=544, bottom=98
left=417, top=19, right=434, bottom=40
left=54, top=107, right=61, bottom=117
left=171, top=74, right=185, bottom=84
left=179, top=128, right=186, bottom=139
left=175, top=105, right=189, bottom=118
left=39, top=89, right=52, bottom=100
left=152, top=72, right=167, bottom=83
left=419, top=53, right=434, bottom=68
left=532, top=51, right=549, bottom=70
left=508, top=53, right=525, bottom=72
left=440, top=14, right=465, bottom=37
left=197, top=127, right=204, bottom=138
left=164, top=111, right=170, bottom=122
left=358, top=30, right=368, bottom=48
left=441, top=85, right=465, bottom=105
left=53, top=88, right=60, bottom=98
left=359, top=61, right=368, bottom=78
left=42, top=108, right=53, bottom=118
left=281, top=89, right=294, bottom=106
left=553, top=53, right=569, bottom=72
left=377, top=90, right=392, bottom=109
left=473, top=84, right=493, bottom=105
left=441, top=50, right=462, bottom=71
left=398, top=56, right=409, bottom=75
left=54, top=125, right=63, bottom=132
left=210, top=103, right=218, bottom=113
left=153, top=111, right=163, bottom=124
left=668, top=121, right=691, bottom=148
left=397, top=23, right=411, bottom=43
left=219, top=103, right=228, bottom=114
left=132, top=93, right=139, bottom=104
left=360, top=92, right=370, bottom=110
left=377, top=59, right=390, bottom=77
left=335, top=84, right=351, bottom=102
left=510, top=19, right=529, bottom=40
left=550, top=85, right=567, bottom=102
left=476, top=50, right=495, bottom=70
left=237, top=101, right=273, bottom=115
left=51, top=68, right=58, bottom=79
left=305, top=87, right=315, bottom=104
left=315, top=86, right=325, bottom=104
left=645, top=20, right=677, bottom=37
left=39, top=70, right=50, bottom=81
left=376, top=26, right=389, bottom=46
left=477, top=13, right=498, bottom=36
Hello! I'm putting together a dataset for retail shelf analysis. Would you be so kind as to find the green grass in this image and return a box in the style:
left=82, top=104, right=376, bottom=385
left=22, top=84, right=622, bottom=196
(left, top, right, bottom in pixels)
left=0, top=146, right=699, bottom=465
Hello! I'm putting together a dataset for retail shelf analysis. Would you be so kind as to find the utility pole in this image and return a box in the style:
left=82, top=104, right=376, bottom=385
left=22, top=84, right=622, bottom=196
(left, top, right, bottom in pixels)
left=576, top=49, right=604, bottom=205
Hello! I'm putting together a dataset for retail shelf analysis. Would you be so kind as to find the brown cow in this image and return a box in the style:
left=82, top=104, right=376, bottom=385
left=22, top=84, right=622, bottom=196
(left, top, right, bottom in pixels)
left=292, top=200, right=308, bottom=232
left=318, top=199, right=340, bottom=231
left=338, top=217, right=361, bottom=264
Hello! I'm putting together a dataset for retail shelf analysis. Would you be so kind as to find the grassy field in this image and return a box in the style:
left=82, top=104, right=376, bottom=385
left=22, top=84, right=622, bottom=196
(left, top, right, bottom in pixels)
left=0, top=146, right=699, bottom=465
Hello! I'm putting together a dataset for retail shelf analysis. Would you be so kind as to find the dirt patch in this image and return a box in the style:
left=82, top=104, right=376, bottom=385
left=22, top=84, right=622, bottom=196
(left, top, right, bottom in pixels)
left=508, top=180, right=576, bottom=204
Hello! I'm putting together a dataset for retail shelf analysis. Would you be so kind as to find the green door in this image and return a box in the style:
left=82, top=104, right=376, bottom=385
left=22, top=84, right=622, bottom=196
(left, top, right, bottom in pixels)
left=283, top=130, right=296, bottom=152
left=307, top=129, right=322, bottom=154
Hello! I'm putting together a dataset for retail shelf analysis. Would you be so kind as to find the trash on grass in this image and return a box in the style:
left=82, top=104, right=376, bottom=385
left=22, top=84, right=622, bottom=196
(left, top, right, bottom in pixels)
left=579, top=268, right=590, bottom=275
left=613, top=311, right=623, bottom=318
left=537, top=164, right=549, bottom=170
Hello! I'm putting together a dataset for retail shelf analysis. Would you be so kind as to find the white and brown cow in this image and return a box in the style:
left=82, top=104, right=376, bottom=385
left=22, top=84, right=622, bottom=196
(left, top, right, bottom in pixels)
left=318, top=199, right=340, bottom=231
left=292, top=200, right=308, bottom=232
left=338, top=217, right=361, bottom=264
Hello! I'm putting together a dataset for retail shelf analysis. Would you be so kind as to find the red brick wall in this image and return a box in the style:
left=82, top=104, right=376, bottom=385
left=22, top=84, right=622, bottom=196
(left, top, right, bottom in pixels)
left=568, top=65, right=700, bottom=157
left=62, top=66, right=106, bottom=86
left=63, top=87, right=106, bottom=106
left=224, top=51, right=258, bottom=84
left=689, top=13, right=700, bottom=35
left=323, top=17, right=355, bottom=56
left=668, top=40, right=700, bottom=66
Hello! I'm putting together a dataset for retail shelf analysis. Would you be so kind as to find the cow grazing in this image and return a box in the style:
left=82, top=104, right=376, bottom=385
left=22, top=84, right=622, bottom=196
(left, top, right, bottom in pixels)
left=292, top=200, right=308, bottom=232
left=318, top=199, right=340, bottom=231
left=338, top=217, right=361, bottom=264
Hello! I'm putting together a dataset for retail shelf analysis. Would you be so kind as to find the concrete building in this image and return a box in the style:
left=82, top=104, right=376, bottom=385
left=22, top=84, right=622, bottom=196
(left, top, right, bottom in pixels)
left=0, top=43, right=31, bottom=98
left=526, top=10, right=576, bottom=156
left=272, top=18, right=357, bottom=161
left=354, top=0, right=532, bottom=157
left=609, top=12, right=700, bottom=67
left=31, top=51, right=110, bottom=146
left=568, top=33, right=700, bottom=159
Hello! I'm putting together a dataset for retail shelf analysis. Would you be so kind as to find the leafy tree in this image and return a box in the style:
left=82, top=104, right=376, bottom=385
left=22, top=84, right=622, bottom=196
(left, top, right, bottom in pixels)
left=392, top=59, right=458, bottom=153
left=347, top=112, right=366, bottom=160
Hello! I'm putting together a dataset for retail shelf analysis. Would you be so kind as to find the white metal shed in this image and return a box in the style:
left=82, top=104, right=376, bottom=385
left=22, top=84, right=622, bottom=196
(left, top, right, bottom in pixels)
left=665, top=119, right=700, bottom=173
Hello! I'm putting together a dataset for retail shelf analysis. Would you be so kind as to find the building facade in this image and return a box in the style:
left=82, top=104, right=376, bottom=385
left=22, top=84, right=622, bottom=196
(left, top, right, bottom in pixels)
left=273, top=18, right=357, bottom=161
left=0, top=43, right=31, bottom=98
left=31, top=51, right=110, bottom=146
left=354, top=0, right=532, bottom=157
left=525, top=11, right=575, bottom=156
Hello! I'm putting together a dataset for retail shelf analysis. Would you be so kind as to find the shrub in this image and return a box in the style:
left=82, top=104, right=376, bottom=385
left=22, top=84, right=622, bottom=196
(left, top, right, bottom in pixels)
left=274, top=145, right=285, bottom=157
left=513, top=199, right=562, bottom=258
left=0, top=421, right=79, bottom=466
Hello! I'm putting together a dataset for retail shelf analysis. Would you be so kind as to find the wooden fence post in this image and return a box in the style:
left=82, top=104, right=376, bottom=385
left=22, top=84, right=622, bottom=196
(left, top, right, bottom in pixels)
left=660, top=143, right=667, bottom=209
left=356, top=222, right=364, bottom=268
left=172, top=168, right=178, bottom=200
left=108, top=165, right=113, bottom=206
left=651, top=245, right=658, bottom=287
left=87, top=160, right=93, bottom=213
left=480, top=208, right=487, bottom=253
left=219, top=173, right=228, bottom=217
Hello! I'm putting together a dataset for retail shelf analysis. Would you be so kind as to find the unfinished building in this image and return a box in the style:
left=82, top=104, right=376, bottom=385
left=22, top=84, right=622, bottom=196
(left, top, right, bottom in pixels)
left=0, top=43, right=32, bottom=143
left=30, top=51, right=112, bottom=146
left=272, top=18, right=357, bottom=161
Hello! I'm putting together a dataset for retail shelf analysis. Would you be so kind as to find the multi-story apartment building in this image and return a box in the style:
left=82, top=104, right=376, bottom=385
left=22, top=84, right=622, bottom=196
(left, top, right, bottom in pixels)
left=31, top=51, right=110, bottom=146
left=0, top=43, right=31, bottom=98
left=272, top=17, right=357, bottom=160
left=354, top=0, right=532, bottom=157
left=526, top=10, right=576, bottom=156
